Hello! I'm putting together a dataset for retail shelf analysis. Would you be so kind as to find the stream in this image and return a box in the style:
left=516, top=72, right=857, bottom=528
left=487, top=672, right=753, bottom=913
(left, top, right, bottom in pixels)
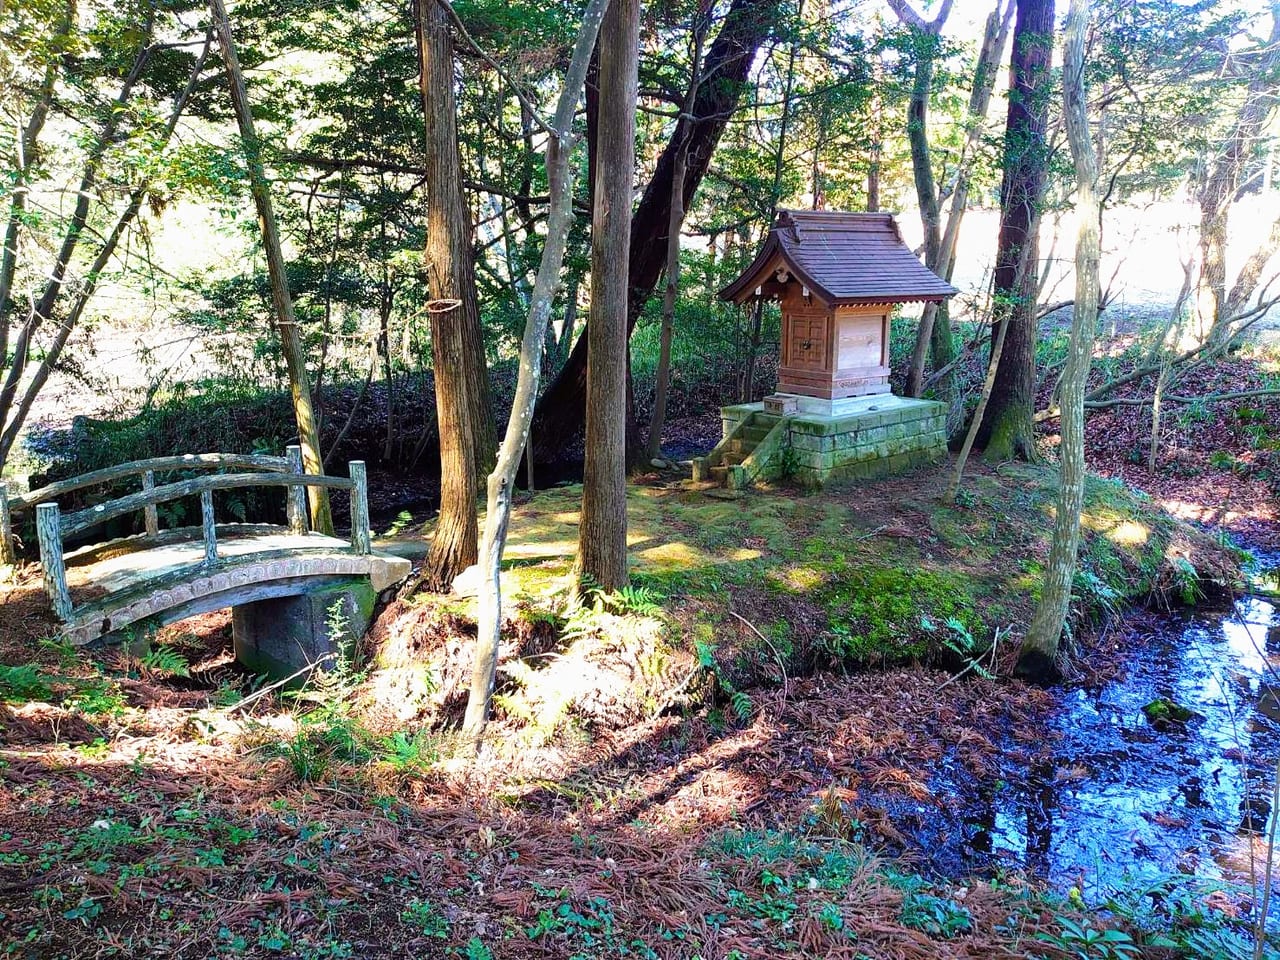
left=920, top=553, right=1280, bottom=912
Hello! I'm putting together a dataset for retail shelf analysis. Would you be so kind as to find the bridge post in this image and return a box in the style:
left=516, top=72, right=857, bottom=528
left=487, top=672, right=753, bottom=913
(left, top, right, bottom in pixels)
left=349, top=461, right=371, bottom=555
left=285, top=445, right=307, bottom=535
left=142, top=471, right=159, bottom=537
left=35, top=503, right=72, bottom=620
left=0, top=483, right=13, bottom=565
left=200, top=489, right=217, bottom=564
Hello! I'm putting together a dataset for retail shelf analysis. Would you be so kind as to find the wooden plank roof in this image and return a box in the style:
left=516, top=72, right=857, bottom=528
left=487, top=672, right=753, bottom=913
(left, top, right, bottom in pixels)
left=718, top=210, right=958, bottom=306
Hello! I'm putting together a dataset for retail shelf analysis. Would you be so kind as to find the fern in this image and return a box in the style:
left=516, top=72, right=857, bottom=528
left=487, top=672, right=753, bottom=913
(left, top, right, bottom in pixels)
left=0, top=664, right=53, bottom=702
left=141, top=647, right=191, bottom=678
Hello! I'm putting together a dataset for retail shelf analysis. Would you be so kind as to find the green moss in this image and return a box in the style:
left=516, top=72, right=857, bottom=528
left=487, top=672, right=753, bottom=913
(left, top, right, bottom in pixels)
left=1143, top=697, right=1196, bottom=729
left=818, top=559, right=980, bottom=665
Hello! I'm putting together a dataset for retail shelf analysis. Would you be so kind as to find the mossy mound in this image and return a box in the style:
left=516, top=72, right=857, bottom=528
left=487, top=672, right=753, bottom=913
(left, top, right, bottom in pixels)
left=366, top=459, right=1240, bottom=736
left=1142, top=697, right=1198, bottom=729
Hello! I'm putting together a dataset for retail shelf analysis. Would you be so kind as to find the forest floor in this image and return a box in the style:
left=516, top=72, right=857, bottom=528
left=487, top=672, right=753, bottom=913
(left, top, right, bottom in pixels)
left=1, top=457, right=1269, bottom=959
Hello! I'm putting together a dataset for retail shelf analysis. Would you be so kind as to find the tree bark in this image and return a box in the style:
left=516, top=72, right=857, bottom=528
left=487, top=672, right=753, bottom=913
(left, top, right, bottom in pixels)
left=646, top=9, right=709, bottom=463
left=577, top=0, right=637, bottom=592
left=210, top=0, right=333, bottom=534
left=1020, top=0, right=1099, bottom=679
left=902, top=0, right=1012, bottom=400
left=416, top=0, right=494, bottom=590
left=1197, top=5, right=1280, bottom=340
left=530, top=0, right=780, bottom=457
left=462, top=0, right=611, bottom=740
left=974, top=0, right=1054, bottom=461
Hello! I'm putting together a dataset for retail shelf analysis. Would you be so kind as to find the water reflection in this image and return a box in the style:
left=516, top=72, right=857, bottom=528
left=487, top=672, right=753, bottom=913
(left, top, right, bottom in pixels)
left=944, top=563, right=1280, bottom=908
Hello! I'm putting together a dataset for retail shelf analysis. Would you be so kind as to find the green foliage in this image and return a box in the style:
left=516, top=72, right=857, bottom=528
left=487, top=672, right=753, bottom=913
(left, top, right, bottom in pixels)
left=899, top=892, right=973, bottom=939
left=400, top=898, right=448, bottom=938
left=920, top=615, right=995, bottom=679
left=1072, top=567, right=1122, bottom=623
left=140, top=647, right=190, bottom=678
left=378, top=729, right=437, bottom=773
left=1036, top=916, right=1140, bottom=960
left=0, top=664, right=53, bottom=702
left=695, top=639, right=753, bottom=723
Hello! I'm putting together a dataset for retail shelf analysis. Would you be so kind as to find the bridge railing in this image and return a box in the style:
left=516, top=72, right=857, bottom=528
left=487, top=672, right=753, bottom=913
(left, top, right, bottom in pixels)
left=32, top=459, right=370, bottom=622
left=0, top=448, right=318, bottom=563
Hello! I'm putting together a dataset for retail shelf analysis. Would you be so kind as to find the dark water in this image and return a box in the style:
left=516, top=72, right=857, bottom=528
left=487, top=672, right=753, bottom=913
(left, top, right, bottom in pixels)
left=920, top=555, right=1280, bottom=910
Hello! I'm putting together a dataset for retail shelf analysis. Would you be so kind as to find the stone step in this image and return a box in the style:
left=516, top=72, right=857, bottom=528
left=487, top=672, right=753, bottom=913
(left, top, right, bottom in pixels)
left=708, top=465, right=729, bottom=482
left=723, top=451, right=747, bottom=466
left=728, top=438, right=757, bottom=454
left=740, top=426, right=772, bottom=443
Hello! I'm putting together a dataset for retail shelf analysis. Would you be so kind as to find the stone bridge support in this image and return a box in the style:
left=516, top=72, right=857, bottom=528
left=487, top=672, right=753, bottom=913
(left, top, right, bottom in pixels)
left=232, top=579, right=378, bottom=679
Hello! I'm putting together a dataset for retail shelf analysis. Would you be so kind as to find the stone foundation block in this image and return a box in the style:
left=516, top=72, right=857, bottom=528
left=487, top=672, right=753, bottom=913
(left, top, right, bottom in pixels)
left=233, top=580, right=377, bottom=681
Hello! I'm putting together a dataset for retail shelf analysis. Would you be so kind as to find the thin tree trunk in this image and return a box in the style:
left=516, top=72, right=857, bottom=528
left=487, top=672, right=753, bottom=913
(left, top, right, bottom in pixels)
left=462, top=0, right=611, bottom=740
left=975, top=0, right=1054, bottom=461
left=645, top=148, right=686, bottom=462
left=1198, top=5, right=1280, bottom=340
left=646, top=10, right=708, bottom=463
left=556, top=276, right=580, bottom=364
left=0, top=24, right=155, bottom=438
left=210, top=0, right=333, bottom=534
left=1019, top=0, right=1099, bottom=679
left=531, top=0, right=781, bottom=456
left=948, top=211, right=1040, bottom=501
left=416, top=0, right=493, bottom=589
left=577, top=0, right=637, bottom=592
left=0, top=28, right=212, bottom=470
left=0, top=2, right=69, bottom=362
left=901, top=0, right=1011, bottom=399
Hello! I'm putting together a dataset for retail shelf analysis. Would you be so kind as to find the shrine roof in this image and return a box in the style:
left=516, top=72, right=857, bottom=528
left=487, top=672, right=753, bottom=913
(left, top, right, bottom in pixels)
left=718, top=210, right=958, bottom=306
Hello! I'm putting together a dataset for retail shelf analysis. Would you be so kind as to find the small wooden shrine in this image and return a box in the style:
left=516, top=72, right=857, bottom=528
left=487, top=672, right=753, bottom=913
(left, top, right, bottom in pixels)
left=718, top=210, right=956, bottom=410
left=694, top=211, right=957, bottom=490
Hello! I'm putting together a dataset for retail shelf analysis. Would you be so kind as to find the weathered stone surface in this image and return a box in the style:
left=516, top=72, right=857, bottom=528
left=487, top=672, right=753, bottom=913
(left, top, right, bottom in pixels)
left=233, top=580, right=377, bottom=680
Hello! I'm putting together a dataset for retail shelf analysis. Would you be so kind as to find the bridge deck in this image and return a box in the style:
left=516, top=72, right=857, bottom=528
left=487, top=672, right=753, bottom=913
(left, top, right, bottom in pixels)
left=61, top=525, right=410, bottom=646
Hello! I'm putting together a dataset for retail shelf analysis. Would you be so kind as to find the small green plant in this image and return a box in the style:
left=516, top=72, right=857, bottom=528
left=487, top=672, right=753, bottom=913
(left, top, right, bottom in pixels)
left=695, top=639, right=752, bottom=721
left=65, top=679, right=129, bottom=717
left=1170, top=556, right=1201, bottom=604
left=325, top=598, right=353, bottom=659
left=0, top=663, right=53, bottom=702
left=463, top=937, right=493, bottom=960
left=141, top=646, right=191, bottom=678
left=1037, top=916, right=1140, bottom=959
left=278, top=731, right=330, bottom=782
left=900, top=892, right=972, bottom=939
left=1209, top=449, right=1242, bottom=472
left=400, top=897, right=448, bottom=937
left=921, top=616, right=994, bottom=680
left=379, top=729, right=437, bottom=773
left=1072, top=567, right=1121, bottom=621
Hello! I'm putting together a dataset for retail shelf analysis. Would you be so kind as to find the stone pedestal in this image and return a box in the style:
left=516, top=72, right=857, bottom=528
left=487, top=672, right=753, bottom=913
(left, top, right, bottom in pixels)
left=716, top=395, right=947, bottom=488
left=232, top=579, right=377, bottom=679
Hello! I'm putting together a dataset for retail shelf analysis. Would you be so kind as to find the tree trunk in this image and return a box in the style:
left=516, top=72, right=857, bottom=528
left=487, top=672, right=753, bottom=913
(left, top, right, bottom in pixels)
left=462, top=0, right=611, bottom=740
left=210, top=0, right=333, bottom=534
left=646, top=12, right=708, bottom=463
left=0, top=24, right=155, bottom=443
left=1197, top=5, right=1280, bottom=340
left=577, top=0, right=637, bottom=592
left=902, top=0, right=1012, bottom=400
left=1020, top=0, right=1099, bottom=679
left=974, top=0, right=1054, bottom=461
left=902, top=24, right=943, bottom=398
left=416, top=0, right=494, bottom=590
left=530, top=0, right=780, bottom=457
